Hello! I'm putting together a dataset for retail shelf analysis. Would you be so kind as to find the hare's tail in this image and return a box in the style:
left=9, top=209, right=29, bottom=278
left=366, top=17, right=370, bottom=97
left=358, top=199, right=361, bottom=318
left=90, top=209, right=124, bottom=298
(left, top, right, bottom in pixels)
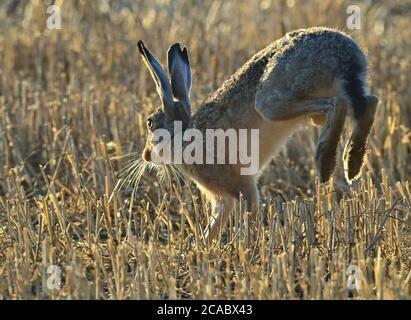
left=342, top=65, right=379, bottom=182
left=341, top=62, right=368, bottom=120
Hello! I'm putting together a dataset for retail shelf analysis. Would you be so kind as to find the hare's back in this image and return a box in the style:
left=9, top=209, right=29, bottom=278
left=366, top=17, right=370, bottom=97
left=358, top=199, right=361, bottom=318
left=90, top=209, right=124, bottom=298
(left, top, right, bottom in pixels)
left=257, top=27, right=367, bottom=100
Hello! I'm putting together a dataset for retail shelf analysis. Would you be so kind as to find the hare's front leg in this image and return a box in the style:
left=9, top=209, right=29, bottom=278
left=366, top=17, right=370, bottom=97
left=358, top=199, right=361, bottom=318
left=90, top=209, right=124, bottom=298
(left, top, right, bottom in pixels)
left=315, top=98, right=348, bottom=182
left=204, top=196, right=235, bottom=244
left=204, top=183, right=259, bottom=244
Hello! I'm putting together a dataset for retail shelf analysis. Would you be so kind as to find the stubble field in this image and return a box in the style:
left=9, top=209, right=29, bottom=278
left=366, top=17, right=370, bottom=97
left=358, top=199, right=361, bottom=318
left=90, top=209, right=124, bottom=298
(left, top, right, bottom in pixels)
left=0, top=0, right=410, bottom=299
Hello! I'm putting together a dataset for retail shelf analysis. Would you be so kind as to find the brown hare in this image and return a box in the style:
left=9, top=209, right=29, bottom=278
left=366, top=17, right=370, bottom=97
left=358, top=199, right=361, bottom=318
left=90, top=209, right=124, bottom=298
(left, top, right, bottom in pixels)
left=136, top=27, right=379, bottom=243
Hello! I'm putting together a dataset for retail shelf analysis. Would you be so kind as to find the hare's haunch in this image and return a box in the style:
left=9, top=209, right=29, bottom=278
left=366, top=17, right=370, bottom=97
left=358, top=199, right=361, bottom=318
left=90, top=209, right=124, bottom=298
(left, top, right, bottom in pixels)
left=137, top=27, right=379, bottom=243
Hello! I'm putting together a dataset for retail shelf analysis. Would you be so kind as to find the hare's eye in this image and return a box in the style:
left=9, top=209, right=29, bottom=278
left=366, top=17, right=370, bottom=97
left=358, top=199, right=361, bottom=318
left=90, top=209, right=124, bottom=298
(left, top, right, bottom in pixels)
left=147, top=118, right=153, bottom=129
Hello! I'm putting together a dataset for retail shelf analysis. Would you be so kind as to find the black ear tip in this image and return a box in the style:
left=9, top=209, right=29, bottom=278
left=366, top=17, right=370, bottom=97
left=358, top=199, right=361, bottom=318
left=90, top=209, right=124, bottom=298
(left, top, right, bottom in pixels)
left=170, top=43, right=182, bottom=52
left=137, top=40, right=145, bottom=53
left=182, top=47, right=189, bottom=62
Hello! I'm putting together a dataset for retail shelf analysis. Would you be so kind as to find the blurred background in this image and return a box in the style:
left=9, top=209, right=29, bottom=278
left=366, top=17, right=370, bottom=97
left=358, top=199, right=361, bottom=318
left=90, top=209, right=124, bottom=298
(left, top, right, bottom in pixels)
left=0, top=0, right=410, bottom=196
left=0, top=0, right=410, bottom=299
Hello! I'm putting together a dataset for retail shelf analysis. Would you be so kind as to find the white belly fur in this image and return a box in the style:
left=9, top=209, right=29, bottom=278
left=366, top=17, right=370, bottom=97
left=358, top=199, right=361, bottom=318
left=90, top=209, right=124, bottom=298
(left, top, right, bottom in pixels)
left=258, top=117, right=307, bottom=172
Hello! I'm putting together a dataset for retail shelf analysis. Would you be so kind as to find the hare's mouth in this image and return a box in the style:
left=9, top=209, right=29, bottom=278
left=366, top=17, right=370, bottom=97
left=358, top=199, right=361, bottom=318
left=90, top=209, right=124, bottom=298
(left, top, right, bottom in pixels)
left=142, top=147, right=152, bottom=162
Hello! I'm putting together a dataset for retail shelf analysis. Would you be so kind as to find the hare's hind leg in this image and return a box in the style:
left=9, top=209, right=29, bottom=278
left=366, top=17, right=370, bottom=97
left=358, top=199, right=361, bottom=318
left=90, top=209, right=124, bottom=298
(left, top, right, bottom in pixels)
left=255, top=96, right=349, bottom=182
left=255, top=96, right=336, bottom=121
left=343, top=95, right=379, bottom=182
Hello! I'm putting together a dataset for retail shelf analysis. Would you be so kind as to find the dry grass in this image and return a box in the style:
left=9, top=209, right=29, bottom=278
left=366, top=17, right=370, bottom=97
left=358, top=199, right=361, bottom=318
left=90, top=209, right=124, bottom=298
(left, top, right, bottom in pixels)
left=0, top=0, right=410, bottom=299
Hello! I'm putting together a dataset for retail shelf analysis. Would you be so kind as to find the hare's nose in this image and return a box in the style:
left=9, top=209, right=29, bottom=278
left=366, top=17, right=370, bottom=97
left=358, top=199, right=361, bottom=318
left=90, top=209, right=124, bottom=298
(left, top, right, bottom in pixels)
left=142, top=148, right=152, bottom=162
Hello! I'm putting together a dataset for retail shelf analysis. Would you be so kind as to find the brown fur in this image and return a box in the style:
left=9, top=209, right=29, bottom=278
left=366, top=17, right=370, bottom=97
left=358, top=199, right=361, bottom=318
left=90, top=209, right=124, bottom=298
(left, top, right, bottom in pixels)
left=316, top=98, right=348, bottom=182
left=140, top=27, right=379, bottom=242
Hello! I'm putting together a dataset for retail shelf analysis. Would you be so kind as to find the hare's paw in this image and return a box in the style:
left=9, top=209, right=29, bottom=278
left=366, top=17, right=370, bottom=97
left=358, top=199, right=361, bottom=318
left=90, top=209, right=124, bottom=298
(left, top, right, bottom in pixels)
left=343, top=137, right=366, bottom=182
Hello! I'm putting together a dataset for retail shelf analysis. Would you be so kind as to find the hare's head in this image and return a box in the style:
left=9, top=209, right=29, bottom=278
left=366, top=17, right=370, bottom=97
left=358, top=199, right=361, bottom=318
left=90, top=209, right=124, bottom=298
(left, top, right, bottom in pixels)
left=137, top=41, right=192, bottom=163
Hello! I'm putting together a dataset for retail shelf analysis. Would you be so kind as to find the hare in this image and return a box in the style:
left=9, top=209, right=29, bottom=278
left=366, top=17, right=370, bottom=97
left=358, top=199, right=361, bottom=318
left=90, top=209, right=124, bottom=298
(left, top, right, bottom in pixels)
left=137, top=27, right=379, bottom=243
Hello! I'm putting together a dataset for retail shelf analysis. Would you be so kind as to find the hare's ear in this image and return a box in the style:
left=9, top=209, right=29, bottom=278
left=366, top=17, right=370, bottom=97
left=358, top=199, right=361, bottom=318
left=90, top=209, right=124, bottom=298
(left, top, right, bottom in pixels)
left=168, top=43, right=192, bottom=113
left=137, top=40, right=174, bottom=111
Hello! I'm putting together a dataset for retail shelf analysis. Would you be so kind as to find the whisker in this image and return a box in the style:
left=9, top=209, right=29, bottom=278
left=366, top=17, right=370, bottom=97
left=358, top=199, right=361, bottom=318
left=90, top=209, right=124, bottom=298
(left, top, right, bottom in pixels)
left=168, top=165, right=181, bottom=194
left=112, top=156, right=195, bottom=210
left=170, top=165, right=198, bottom=210
left=130, top=163, right=148, bottom=197
left=118, top=158, right=143, bottom=178
left=127, top=162, right=146, bottom=190
left=111, top=158, right=145, bottom=194
left=163, top=166, right=173, bottom=192
left=110, top=152, right=140, bottom=161
left=170, top=164, right=190, bottom=189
